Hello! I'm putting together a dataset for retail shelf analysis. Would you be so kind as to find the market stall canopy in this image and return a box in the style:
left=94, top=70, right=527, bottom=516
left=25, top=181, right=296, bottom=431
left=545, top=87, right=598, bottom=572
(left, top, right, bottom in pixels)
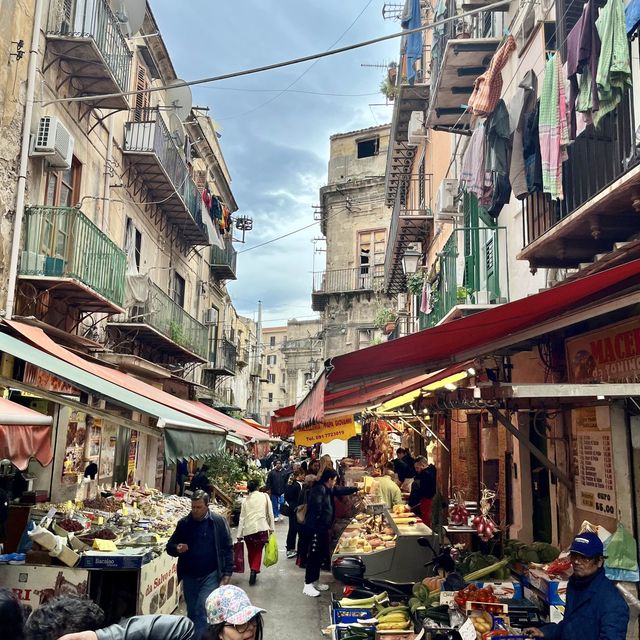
left=0, top=323, right=226, bottom=462
left=160, top=419, right=227, bottom=464
left=0, top=397, right=53, bottom=470
left=242, top=417, right=269, bottom=434
left=293, top=372, right=326, bottom=429
left=270, top=404, right=295, bottom=438
left=294, top=414, right=357, bottom=446
left=189, top=402, right=269, bottom=442
left=326, top=259, right=640, bottom=388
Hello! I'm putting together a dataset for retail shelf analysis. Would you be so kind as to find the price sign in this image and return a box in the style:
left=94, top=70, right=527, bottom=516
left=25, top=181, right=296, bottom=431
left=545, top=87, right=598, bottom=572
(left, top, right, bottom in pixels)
left=458, top=618, right=477, bottom=640
left=573, top=408, right=617, bottom=517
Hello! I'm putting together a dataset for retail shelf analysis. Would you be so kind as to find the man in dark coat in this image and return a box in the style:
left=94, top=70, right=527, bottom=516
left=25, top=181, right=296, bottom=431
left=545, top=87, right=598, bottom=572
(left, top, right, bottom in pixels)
left=526, top=531, right=628, bottom=640
left=166, top=491, right=233, bottom=639
left=265, top=460, right=288, bottom=521
left=408, top=457, right=436, bottom=526
left=393, top=448, right=416, bottom=487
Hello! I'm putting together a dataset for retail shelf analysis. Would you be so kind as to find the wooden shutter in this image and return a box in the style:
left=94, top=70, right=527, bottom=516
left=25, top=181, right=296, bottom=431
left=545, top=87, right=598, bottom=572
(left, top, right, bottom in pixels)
left=134, top=64, right=150, bottom=122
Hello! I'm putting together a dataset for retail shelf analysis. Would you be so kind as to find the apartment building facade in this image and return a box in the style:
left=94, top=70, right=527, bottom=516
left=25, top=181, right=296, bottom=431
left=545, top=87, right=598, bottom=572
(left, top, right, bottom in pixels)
left=0, top=0, right=262, bottom=492
left=313, top=125, right=395, bottom=358
left=381, top=0, right=640, bottom=550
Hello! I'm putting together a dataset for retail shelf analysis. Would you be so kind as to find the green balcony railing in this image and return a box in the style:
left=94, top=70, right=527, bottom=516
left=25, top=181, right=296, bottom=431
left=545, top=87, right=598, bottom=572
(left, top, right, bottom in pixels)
left=47, top=0, right=132, bottom=94
left=420, top=225, right=508, bottom=329
left=210, top=241, right=237, bottom=279
left=20, top=206, right=126, bottom=307
left=121, top=282, right=209, bottom=359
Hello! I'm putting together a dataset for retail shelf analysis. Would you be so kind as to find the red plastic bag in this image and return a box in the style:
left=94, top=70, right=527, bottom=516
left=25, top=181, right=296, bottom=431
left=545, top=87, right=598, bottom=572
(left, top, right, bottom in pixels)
left=234, top=541, right=245, bottom=573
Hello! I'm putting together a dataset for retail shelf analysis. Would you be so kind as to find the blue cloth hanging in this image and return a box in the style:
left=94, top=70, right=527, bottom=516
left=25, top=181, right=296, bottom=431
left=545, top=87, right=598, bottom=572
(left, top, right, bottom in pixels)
left=402, top=0, right=423, bottom=84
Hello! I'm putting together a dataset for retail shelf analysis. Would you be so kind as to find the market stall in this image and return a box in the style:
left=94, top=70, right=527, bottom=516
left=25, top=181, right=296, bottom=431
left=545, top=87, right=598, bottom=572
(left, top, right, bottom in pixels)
left=0, top=485, right=230, bottom=624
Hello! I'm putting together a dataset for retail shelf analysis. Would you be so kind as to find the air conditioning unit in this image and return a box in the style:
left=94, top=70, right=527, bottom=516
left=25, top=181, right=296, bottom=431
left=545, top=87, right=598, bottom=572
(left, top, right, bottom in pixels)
left=30, top=116, right=74, bottom=169
left=475, top=290, right=491, bottom=305
left=408, top=111, right=428, bottom=146
left=436, top=178, right=460, bottom=214
left=203, top=307, right=218, bottom=325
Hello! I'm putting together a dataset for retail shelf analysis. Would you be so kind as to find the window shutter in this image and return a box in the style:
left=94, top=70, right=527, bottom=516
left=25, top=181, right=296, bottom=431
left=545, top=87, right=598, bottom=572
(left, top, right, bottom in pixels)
left=134, top=65, right=150, bottom=122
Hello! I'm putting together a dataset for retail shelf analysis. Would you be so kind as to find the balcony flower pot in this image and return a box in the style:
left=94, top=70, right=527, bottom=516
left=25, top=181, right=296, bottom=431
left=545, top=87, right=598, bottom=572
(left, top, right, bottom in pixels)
left=383, top=321, right=397, bottom=335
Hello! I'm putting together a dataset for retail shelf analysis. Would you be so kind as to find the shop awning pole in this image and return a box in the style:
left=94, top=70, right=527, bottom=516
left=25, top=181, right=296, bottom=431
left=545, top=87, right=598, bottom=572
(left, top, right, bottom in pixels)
left=415, top=415, right=450, bottom=452
left=0, top=375, right=162, bottom=438
left=489, top=408, right=572, bottom=489
left=398, top=416, right=449, bottom=452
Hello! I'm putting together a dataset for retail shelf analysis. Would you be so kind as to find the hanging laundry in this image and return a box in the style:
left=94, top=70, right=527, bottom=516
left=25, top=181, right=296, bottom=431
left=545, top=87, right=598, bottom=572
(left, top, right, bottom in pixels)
left=485, top=100, right=512, bottom=217
left=523, top=102, right=544, bottom=194
left=468, top=36, right=517, bottom=117
left=594, top=0, right=631, bottom=127
left=625, top=0, right=640, bottom=35
left=461, top=124, right=493, bottom=206
left=566, top=0, right=600, bottom=138
left=539, top=54, right=569, bottom=200
left=420, top=279, right=430, bottom=314
left=509, top=71, right=538, bottom=199
left=401, top=0, right=423, bottom=85
left=202, top=187, right=212, bottom=210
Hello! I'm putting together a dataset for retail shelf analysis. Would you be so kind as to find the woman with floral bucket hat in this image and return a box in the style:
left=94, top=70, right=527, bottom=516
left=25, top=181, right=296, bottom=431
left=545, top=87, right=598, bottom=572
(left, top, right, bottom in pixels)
left=203, top=585, right=265, bottom=640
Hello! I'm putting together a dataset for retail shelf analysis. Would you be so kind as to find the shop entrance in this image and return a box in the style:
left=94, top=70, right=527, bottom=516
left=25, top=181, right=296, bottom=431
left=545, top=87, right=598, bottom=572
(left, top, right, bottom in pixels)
left=529, top=412, right=552, bottom=543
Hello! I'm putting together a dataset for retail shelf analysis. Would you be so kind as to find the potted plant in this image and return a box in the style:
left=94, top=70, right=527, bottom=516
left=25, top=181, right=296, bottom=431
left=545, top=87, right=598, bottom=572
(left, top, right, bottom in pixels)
left=456, top=286, right=473, bottom=303
left=407, top=271, right=425, bottom=296
left=455, top=19, right=471, bottom=38
left=374, top=307, right=398, bottom=334
left=380, top=77, right=399, bottom=102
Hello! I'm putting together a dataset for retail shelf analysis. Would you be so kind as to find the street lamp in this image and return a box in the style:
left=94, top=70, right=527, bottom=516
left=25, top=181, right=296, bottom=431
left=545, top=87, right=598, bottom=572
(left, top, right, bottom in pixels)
left=402, top=247, right=422, bottom=274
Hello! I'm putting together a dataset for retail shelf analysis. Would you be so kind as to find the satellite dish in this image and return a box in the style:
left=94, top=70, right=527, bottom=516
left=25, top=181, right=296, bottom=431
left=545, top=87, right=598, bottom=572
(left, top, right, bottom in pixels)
left=165, top=80, right=193, bottom=121
left=169, top=113, right=186, bottom=149
left=114, top=0, right=146, bottom=38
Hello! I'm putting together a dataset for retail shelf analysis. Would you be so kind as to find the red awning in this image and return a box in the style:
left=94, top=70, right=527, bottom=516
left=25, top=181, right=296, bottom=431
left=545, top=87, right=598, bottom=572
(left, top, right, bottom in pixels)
left=327, top=259, right=640, bottom=388
left=293, top=372, right=327, bottom=429
left=0, top=397, right=53, bottom=470
left=242, top=418, right=267, bottom=431
left=188, top=403, right=270, bottom=441
left=4, top=320, right=232, bottom=432
left=270, top=404, right=295, bottom=438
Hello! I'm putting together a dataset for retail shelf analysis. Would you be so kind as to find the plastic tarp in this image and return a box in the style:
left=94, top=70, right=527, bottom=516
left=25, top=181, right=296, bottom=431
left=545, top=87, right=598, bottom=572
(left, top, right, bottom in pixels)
left=0, top=397, right=53, bottom=470
left=163, top=423, right=226, bottom=464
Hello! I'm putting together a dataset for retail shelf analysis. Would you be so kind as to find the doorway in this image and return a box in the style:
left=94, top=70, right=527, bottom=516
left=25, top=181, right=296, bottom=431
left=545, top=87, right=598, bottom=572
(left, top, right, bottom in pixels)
left=529, top=412, right=552, bottom=543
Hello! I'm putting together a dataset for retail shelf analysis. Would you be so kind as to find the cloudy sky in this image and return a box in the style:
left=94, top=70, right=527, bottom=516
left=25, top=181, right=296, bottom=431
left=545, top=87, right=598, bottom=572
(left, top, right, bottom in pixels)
left=151, top=1, right=398, bottom=326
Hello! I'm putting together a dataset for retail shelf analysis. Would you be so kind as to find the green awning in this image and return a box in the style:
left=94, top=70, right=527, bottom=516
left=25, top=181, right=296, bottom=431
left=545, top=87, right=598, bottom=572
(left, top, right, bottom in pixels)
left=226, top=434, right=246, bottom=447
left=164, top=425, right=226, bottom=464
left=0, top=331, right=226, bottom=461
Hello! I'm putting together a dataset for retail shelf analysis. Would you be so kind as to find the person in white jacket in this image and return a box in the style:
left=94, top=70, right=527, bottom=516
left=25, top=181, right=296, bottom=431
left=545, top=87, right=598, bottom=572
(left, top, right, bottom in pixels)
left=236, top=480, right=275, bottom=585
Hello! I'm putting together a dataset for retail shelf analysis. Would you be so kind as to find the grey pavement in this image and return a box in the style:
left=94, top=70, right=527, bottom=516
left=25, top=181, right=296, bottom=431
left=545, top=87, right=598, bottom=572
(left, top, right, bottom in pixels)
left=231, top=518, right=336, bottom=640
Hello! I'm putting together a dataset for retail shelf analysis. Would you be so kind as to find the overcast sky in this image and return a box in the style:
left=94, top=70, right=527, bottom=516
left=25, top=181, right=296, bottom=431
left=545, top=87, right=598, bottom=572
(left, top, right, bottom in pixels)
left=152, top=1, right=398, bottom=326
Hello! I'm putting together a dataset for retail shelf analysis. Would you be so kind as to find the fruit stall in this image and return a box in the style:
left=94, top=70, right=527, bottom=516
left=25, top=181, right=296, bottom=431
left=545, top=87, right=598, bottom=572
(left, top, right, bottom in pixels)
left=0, top=484, right=229, bottom=624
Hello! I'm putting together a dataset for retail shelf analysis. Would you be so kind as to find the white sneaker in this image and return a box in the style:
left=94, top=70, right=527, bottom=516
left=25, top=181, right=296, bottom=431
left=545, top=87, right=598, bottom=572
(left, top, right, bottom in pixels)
left=303, top=583, right=321, bottom=597
left=286, top=550, right=297, bottom=559
left=314, top=582, right=330, bottom=591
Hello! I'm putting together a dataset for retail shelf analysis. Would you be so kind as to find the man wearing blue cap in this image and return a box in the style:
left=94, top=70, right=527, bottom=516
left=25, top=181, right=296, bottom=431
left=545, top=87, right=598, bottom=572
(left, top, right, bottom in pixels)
left=526, top=531, right=629, bottom=640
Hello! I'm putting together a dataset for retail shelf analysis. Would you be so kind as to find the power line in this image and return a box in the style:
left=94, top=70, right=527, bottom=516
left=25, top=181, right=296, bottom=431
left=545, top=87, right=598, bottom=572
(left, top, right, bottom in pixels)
left=41, top=0, right=511, bottom=106
left=199, top=86, right=380, bottom=97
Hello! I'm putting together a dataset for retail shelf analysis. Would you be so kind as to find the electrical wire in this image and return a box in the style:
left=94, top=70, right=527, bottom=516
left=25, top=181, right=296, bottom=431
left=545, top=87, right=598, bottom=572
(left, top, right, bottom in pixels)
left=217, top=0, right=377, bottom=121
left=198, top=86, right=381, bottom=97
left=40, top=0, right=512, bottom=107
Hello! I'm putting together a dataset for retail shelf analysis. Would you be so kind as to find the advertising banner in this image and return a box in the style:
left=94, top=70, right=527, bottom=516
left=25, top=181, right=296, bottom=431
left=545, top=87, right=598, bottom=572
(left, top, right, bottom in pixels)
left=138, top=552, right=179, bottom=615
left=294, top=415, right=357, bottom=446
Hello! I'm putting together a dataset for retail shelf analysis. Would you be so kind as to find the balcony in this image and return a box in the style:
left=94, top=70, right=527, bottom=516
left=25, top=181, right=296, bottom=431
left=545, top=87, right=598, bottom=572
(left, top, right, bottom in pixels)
left=237, top=347, right=250, bottom=367
left=46, top=0, right=132, bottom=110
left=210, top=240, right=237, bottom=281
left=519, top=55, right=640, bottom=271
left=384, top=175, right=434, bottom=294
left=426, top=4, right=501, bottom=130
left=19, top=206, right=126, bottom=314
left=205, top=338, right=238, bottom=376
left=419, top=225, right=508, bottom=328
left=123, top=108, right=210, bottom=247
left=311, top=265, right=384, bottom=312
left=107, top=282, right=208, bottom=363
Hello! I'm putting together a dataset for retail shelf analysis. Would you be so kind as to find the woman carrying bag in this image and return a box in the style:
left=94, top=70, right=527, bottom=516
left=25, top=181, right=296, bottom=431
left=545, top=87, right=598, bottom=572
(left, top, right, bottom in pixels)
left=236, top=480, right=275, bottom=586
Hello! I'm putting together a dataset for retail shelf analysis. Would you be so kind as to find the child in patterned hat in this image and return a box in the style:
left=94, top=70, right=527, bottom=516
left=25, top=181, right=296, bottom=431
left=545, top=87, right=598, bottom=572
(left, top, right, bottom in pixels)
left=203, top=585, right=265, bottom=640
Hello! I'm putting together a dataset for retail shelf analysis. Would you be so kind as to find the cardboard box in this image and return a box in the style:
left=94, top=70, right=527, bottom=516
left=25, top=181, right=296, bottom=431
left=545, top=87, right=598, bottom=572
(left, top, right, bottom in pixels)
left=527, top=568, right=567, bottom=605
left=79, top=549, right=153, bottom=569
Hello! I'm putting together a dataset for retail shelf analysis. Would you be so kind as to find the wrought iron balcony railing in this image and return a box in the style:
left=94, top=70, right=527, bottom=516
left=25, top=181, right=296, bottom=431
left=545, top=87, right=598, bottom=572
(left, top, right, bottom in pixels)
left=20, top=206, right=126, bottom=307
left=312, top=265, right=385, bottom=295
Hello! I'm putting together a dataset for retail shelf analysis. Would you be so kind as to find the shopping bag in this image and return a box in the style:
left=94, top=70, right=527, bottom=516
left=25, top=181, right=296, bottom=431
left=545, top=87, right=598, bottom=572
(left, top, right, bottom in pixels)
left=263, top=532, right=278, bottom=567
left=605, top=524, right=639, bottom=574
left=280, top=502, right=291, bottom=517
left=233, top=541, right=245, bottom=573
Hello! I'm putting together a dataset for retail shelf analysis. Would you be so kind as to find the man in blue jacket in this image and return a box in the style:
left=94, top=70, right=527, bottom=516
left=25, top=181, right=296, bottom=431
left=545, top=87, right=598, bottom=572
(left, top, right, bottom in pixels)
left=167, top=490, right=234, bottom=639
left=526, top=532, right=629, bottom=640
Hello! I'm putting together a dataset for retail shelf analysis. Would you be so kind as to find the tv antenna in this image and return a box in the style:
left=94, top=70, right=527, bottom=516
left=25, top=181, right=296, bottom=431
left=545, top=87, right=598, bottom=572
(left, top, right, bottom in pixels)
left=113, top=0, right=146, bottom=37
left=235, top=216, right=254, bottom=243
left=382, top=3, right=404, bottom=20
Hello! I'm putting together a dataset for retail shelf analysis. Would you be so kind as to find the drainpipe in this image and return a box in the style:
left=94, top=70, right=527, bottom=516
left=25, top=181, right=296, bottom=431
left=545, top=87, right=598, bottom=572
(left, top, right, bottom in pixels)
left=101, top=114, right=114, bottom=232
left=5, top=0, right=45, bottom=319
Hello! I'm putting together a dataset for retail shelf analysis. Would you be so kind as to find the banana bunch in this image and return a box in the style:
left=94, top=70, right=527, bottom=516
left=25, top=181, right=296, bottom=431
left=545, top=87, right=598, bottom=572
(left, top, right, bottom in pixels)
left=338, top=591, right=389, bottom=608
left=375, top=604, right=412, bottom=630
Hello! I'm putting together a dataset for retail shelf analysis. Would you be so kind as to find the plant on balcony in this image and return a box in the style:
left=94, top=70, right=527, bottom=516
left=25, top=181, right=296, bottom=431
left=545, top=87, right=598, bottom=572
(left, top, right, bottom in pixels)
left=169, top=321, right=185, bottom=347
left=374, top=307, right=398, bottom=334
left=380, top=78, right=399, bottom=101
left=407, top=271, right=425, bottom=295
left=457, top=285, right=474, bottom=303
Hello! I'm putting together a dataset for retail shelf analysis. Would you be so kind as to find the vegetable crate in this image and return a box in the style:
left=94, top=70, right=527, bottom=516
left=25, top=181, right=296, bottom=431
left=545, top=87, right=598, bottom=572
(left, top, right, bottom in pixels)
left=334, top=625, right=376, bottom=640
left=465, top=601, right=509, bottom=616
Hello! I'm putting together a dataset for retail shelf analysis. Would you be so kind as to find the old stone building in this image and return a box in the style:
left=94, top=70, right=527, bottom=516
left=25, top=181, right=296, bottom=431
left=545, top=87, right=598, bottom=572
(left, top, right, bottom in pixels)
left=312, top=125, right=395, bottom=358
